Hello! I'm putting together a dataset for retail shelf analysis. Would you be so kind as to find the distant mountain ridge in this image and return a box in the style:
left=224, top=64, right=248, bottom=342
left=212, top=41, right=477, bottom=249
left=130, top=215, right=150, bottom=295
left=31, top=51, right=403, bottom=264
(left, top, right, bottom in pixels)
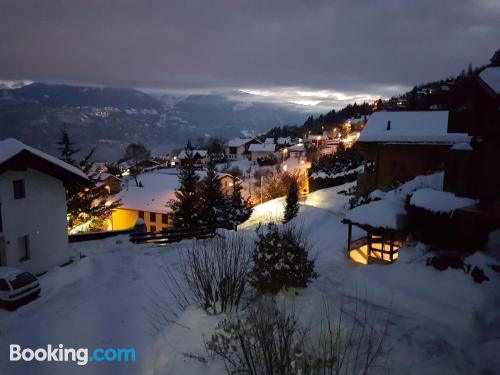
left=0, top=82, right=308, bottom=161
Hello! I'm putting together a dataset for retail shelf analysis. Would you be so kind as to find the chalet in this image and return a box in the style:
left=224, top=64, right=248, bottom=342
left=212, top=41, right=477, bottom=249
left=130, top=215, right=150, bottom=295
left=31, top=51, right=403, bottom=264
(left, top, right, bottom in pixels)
left=107, top=171, right=235, bottom=231
left=176, top=149, right=209, bottom=167
left=95, top=173, right=122, bottom=195
left=440, top=66, right=500, bottom=249
left=248, top=143, right=276, bottom=164
left=225, top=138, right=261, bottom=160
left=0, top=138, right=89, bottom=274
left=355, top=111, right=469, bottom=195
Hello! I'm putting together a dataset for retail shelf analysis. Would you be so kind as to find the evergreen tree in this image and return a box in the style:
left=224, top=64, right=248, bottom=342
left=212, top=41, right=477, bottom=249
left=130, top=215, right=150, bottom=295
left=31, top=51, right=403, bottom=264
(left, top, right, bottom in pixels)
left=226, top=175, right=252, bottom=226
left=200, top=159, right=226, bottom=226
left=283, top=179, right=299, bottom=223
left=169, top=146, right=202, bottom=229
left=250, top=224, right=316, bottom=294
left=490, top=49, right=500, bottom=67
left=57, top=129, right=121, bottom=232
left=56, top=128, right=79, bottom=165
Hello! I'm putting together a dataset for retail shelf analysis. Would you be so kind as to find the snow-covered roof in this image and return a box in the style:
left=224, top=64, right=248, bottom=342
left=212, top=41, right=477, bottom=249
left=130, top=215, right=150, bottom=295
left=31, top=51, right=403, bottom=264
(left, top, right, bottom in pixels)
left=288, top=143, right=305, bottom=151
left=227, top=138, right=256, bottom=147
left=358, top=111, right=469, bottom=144
left=344, top=199, right=407, bottom=230
left=0, top=138, right=88, bottom=179
left=108, top=172, right=179, bottom=214
left=177, top=149, right=208, bottom=159
left=277, top=137, right=291, bottom=145
left=264, top=138, right=275, bottom=144
left=410, top=188, right=477, bottom=214
left=479, top=67, right=500, bottom=95
left=451, top=142, right=472, bottom=151
left=248, top=143, right=276, bottom=152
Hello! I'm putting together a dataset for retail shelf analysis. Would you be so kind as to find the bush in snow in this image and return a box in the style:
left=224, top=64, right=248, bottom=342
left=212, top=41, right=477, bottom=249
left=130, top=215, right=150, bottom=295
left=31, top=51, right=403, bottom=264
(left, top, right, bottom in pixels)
left=179, top=232, right=252, bottom=314
left=207, top=297, right=390, bottom=375
left=250, top=224, right=316, bottom=294
left=206, top=298, right=309, bottom=375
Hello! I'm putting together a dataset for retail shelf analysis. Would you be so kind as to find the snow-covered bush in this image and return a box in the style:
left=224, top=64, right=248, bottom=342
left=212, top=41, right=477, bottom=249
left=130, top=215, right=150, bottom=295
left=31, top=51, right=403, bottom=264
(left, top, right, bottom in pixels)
left=206, top=299, right=309, bottom=375
left=207, top=297, right=390, bottom=375
left=250, top=224, right=316, bottom=294
left=180, top=232, right=253, bottom=314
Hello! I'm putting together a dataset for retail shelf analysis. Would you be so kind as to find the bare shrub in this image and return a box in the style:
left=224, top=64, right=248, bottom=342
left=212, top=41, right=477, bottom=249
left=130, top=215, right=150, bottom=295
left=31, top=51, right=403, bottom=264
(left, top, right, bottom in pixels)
left=180, top=231, right=253, bottom=314
left=206, top=298, right=308, bottom=375
left=309, top=296, right=390, bottom=375
left=207, top=296, right=390, bottom=375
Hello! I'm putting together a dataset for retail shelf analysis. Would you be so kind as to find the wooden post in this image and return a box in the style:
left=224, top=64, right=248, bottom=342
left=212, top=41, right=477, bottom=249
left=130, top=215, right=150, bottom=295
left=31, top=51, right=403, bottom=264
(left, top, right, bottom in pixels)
left=347, top=222, right=352, bottom=257
left=390, top=231, right=395, bottom=263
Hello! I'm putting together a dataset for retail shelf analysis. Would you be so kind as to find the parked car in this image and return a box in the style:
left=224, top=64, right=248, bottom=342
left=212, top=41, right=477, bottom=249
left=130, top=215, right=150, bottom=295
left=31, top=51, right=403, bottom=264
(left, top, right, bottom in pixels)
left=0, top=267, right=41, bottom=309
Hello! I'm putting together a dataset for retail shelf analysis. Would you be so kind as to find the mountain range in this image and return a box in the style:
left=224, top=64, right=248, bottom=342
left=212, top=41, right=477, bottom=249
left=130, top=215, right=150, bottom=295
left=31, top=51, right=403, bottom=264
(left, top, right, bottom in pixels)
left=0, top=82, right=310, bottom=161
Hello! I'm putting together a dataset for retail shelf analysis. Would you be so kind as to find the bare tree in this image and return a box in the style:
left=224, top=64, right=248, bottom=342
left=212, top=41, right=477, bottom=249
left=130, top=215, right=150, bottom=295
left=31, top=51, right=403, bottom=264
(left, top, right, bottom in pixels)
left=207, top=295, right=391, bottom=375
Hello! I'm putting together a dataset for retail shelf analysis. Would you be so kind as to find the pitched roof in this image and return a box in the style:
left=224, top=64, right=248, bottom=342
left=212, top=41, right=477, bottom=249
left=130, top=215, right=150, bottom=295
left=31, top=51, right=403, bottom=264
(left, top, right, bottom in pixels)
left=107, top=172, right=179, bottom=214
left=248, top=143, right=276, bottom=152
left=277, top=137, right=291, bottom=145
left=344, top=199, right=406, bottom=230
left=479, top=67, right=500, bottom=96
left=358, top=111, right=469, bottom=144
left=227, top=138, right=257, bottom=147
left=264, top=138, right=275, bottom=144
left=0, top=138, right=89, bottom=185
left=177, top=149, right=208, bottom=159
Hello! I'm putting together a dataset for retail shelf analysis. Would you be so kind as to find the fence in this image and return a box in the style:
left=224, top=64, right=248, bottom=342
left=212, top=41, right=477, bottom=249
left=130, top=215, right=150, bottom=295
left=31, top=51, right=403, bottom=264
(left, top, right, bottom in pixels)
left=129, top=223, right=236, bottom=244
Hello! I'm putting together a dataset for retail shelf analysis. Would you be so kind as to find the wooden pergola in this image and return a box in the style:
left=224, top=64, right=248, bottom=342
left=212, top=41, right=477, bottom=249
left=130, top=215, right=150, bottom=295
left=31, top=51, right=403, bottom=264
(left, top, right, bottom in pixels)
left=342, top=219, right=407, bottom=265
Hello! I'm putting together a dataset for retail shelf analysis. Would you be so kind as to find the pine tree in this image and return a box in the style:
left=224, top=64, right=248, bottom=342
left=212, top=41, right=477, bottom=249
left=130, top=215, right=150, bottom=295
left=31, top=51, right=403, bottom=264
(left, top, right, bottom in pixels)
left=250, top=224, right=316, bottom=294
left=200, top=159, right=226, bottom=226
left=57, top=129, right=121, bottom=232
left=226, top=175, right=252, bottom=226
left=283, top=179, right=299, bottom=223
left=56, top=128, right=79, bottom=165
left=169, top=146, right=202, bottom=229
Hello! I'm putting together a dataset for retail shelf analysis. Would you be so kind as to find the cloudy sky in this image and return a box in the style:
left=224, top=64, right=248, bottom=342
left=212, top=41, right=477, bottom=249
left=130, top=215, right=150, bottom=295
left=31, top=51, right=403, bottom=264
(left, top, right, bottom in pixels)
left=0, top=0, right=498, bottom=110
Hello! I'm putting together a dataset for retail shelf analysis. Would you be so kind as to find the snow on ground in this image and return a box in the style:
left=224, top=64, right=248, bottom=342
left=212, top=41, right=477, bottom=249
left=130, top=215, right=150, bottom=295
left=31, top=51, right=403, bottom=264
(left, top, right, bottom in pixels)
left=1, top=178, right=499, bottom=375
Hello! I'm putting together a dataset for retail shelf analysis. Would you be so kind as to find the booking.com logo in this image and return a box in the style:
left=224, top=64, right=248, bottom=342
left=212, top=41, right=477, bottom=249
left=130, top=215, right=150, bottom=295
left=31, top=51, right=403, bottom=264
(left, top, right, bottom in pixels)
left=10, top=344, right=136, bottom=366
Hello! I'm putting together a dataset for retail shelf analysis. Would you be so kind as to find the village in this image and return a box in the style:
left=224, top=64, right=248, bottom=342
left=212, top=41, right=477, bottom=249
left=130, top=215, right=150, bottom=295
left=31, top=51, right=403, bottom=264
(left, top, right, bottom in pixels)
left=1, top=57, right=500, bottom=375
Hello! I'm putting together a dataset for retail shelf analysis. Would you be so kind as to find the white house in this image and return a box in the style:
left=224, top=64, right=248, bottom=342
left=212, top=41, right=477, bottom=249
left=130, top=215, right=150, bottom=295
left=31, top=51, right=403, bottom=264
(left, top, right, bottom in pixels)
left=225, top=138, right=261, bottom=160
left=0, top=138, right=89, bottom=274
left=248, top=143, right=277, bottom=163
left=175, top=149, right=209, bottom=166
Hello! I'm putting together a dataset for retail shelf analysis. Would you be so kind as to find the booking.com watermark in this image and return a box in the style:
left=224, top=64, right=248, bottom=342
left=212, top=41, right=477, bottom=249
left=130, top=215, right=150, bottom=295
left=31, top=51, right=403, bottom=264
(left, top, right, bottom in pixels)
left=10, top=344, right=136, bottom=366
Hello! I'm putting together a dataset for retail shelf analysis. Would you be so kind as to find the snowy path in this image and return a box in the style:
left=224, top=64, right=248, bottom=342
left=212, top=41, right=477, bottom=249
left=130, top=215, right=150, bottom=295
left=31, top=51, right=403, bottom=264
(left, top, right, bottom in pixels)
left=0, top=237, right=184, bottom=375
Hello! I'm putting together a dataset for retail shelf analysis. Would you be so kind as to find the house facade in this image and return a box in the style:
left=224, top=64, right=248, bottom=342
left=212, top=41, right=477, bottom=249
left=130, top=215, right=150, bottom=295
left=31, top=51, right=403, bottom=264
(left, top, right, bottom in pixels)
left=355, top=111, right=469, bottom=195
left=225, top=138, right=261, bottom=160
left=248, top=143, right=277, bottom=163
left=0, top=138, right=89, bottom=274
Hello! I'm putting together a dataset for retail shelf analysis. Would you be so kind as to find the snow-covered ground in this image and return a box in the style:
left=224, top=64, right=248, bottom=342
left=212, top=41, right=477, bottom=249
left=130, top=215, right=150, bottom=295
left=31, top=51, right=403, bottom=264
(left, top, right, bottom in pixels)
left=1, top=181, right=499, bottom=374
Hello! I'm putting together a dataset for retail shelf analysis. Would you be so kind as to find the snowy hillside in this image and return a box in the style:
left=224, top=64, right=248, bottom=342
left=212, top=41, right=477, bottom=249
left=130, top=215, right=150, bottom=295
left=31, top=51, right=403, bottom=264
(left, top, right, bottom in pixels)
left=0, top=181, right=499, bottom=374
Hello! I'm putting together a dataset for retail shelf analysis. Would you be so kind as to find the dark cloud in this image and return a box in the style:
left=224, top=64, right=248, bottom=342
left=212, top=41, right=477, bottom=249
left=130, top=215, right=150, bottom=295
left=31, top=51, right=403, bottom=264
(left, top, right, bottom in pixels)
left=0, top=0, right=498, bottom=99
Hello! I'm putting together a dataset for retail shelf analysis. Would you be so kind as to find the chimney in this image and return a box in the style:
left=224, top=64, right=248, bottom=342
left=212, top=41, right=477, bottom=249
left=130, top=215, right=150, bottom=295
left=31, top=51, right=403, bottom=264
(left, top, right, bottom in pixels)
left=386, top=120, right=391, bottom=131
